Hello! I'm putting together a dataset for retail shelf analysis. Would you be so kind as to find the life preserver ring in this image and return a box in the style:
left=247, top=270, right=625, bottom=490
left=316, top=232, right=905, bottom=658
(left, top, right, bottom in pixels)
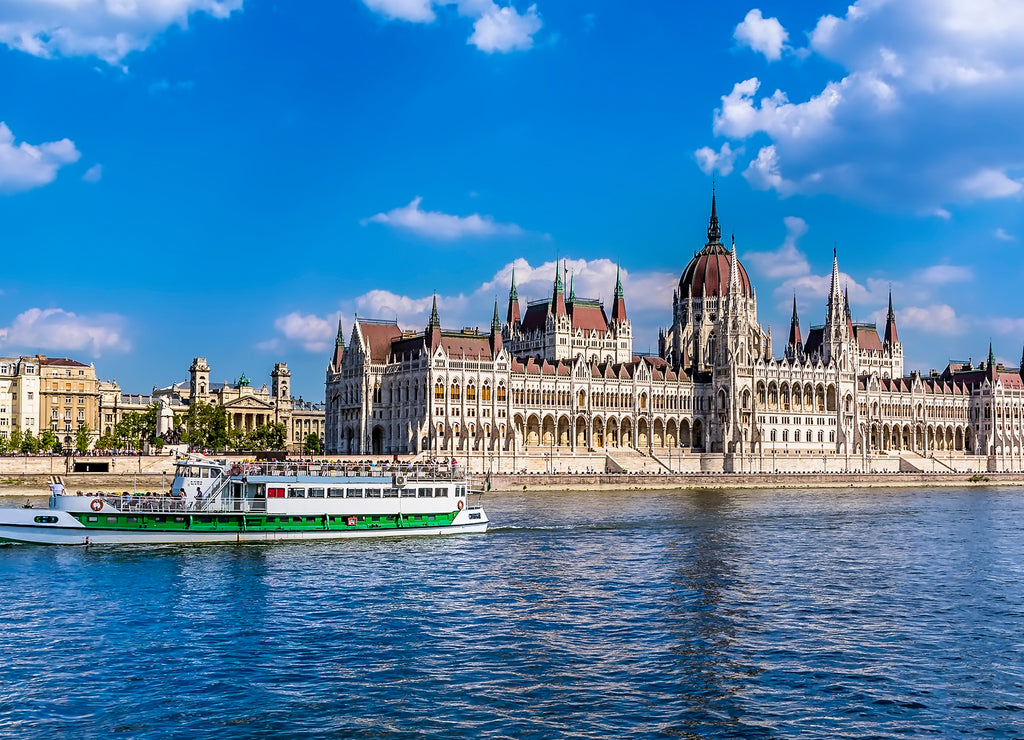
left=90, top=499, right=103, bottom=512
left=230, top=465, right=242, bottom=476
left=457, top=500, right=464, bottom=511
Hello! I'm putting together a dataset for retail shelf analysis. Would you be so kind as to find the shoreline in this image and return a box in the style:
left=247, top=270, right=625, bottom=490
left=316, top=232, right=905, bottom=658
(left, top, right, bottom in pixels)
left=0, top=470, right=1022, bottom=496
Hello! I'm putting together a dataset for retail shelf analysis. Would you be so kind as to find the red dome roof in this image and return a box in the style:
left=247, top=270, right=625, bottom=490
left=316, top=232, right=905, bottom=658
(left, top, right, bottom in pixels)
left=678, top=243, right=753, bottom=299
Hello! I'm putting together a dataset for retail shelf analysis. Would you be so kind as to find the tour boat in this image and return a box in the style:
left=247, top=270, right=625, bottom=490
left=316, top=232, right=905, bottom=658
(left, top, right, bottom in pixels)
left=0, top=454, right=488, bottom=545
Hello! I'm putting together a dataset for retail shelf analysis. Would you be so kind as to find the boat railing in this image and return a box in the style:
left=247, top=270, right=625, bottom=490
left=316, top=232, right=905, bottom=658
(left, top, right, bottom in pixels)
left=233, top=462, right=465, bottom=481
left=92, top=494, right=197, bottom=513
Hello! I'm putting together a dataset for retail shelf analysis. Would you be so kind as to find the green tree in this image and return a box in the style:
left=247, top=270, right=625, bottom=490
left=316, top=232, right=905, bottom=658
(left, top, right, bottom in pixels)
left=40, top=429, right=62, bottom=454
left=303, top=433, right=323, bottom=455
left=97, top=431, right=117, bottom=451
left=182, top=401, right=228, bottom=452
left=0, top=434, right=8, bottom=454
left=253, top=422, right=287, bottom=451
left=9, top=427, right=23, bottom=453
left=75, top=423, right=92, bottom=453
left=113, top=406, right=158, bottom=450
left=20, top=429, right=39, bottom=454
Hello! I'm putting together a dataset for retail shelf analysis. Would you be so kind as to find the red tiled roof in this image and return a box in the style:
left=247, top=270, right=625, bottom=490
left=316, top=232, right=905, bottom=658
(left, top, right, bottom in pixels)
left=854, top=326, right=883, bottom=352
left=569, top=302, right=609, bottom=333
left=357, top=321, right=403, bottom=363
left=439, top=334, right=493, bottom=360
left=678, top=244, right=753, bottom=299
left=520, top=303, right=549, bottom=333
left=39, top=357, right=88, bottom=367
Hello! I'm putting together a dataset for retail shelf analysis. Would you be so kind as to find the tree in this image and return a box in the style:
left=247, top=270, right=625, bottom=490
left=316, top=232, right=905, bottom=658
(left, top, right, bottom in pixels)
left=40, top=429, right=61, bottom=454
left=113, top=406, right=158, bottom=450
left=9, top=428, right=23, bottom=453
left=20, top=429, right=39, bottom=454
left=304, top=433, right=323, bottom=455
left=97, top=431, right=117, bottom=451
left=182, top=401, right=228, bottom=452
left=76, top=423, right=92, bottom=453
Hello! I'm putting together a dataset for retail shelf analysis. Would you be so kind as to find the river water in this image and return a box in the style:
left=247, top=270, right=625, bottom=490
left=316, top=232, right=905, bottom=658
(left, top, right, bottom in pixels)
left=0, top=486, right=1022, bottom=739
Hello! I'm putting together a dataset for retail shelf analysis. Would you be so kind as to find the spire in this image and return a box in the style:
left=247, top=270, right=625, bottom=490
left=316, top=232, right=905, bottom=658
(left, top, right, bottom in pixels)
left=506, top=265, right=521, bottom=325
left=1019, top=344, right=1024, bottom=382
left=552, top=258, right=567, bottom=318
left=427, top=294, right=440, bottom=330
left=844, top=286, right=855, bottom=339
left=883, top=289, right=899, bottom=346
left=611, top=263, right=627, bottom=323
left=569, top=271, right=576, bottom=302
left=727, top=234, right=740, bottom=295
left=989, top=341, right=996, bottom=371
left=330, top=319, right=346, bottom=370
left=490, top=299, right=503, bottom=356
left=787, top=294, right=802, bottom=358
left=706, top=186, right=721, bottom=244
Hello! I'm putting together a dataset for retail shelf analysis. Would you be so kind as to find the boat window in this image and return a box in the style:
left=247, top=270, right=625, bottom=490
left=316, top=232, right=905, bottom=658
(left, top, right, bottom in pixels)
left=346, top=488, right=363, bottom=498
left=365, top=488, right=382, bottom=498
left=288, top=488, right=306, bottom=498
left=435, top=487, right=447, bottom=497
left=174, top=517, right=186, bottom=523
left=383, top=488, right=399, bottom=498
left=106, top=516, right=118, bottom=524
left=198, top=516, right=213, bottom=523
left=153, top=516, right=165, bottom=522
left=401, top=488, right=416, bottom=498
left=309, top=488, right=325, bottom=498
left=417, top=487, right=431, bottom=498
left=268, top=487, right=285, bottom=499
left=328, top=488, right=345, bottom=498
left=127, top=517, right=138, bottom=524
left=291, top=517, right=303, bottom=523
left=87, top=516, right=98, bottom=523
left=33, top=516, right=59, bottom=524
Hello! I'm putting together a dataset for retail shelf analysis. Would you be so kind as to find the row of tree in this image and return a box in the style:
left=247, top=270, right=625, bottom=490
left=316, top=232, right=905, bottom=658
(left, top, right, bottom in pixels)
left=0, top=426, right=92, bottom=454
left=2, top=402, right=323, bottom=455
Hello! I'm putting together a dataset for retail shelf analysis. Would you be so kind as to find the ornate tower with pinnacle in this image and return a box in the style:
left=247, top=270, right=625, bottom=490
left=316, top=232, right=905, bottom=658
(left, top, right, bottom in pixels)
left=786, top=295, right=802, bottom=361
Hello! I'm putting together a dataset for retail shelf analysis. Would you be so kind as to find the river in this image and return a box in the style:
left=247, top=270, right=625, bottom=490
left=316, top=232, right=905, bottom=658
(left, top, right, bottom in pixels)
left=0, top=486, right=1021, bottom=738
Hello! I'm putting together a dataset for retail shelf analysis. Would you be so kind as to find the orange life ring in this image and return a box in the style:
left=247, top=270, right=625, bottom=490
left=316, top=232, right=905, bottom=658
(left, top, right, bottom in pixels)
left=230, top=465, right=242, bottom=476
left=90, top=499, right=103, bottom=512
left=457, top=500, right=464, bottom=511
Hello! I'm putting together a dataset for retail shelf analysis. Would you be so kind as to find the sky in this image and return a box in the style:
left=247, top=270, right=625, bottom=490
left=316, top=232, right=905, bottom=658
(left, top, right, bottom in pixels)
left=0, top=0, right=1023, bottom=400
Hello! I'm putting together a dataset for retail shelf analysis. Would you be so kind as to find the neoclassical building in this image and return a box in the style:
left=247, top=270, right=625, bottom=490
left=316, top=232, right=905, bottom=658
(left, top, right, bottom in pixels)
left=325, top=196, right=1024, bottom=472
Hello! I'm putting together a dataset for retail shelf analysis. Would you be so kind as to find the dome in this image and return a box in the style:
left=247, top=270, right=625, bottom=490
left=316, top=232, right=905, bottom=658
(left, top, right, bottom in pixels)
left=678, top=243, right=753, bottom=299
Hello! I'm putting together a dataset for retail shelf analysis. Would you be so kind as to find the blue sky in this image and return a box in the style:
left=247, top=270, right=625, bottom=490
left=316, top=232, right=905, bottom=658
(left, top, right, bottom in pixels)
left=1, top=0, right=1022, bottom=399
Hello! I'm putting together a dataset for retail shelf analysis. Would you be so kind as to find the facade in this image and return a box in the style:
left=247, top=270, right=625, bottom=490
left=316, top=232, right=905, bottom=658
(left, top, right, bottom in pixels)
left=0, top=356, right=40, bottom=443
left=38, top=357, right=102, bottom=448
left=327, top=195, right=1024, bottom=472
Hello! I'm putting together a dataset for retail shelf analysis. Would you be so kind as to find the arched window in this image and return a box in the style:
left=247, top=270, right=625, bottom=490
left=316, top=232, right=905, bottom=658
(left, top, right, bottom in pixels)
left=450, top=382, right=460, bottom=401
left=497, top=386, right=507, bottom=403
left=467, top=383, right=476, bottom=402
left=482, top=384, right=491, bottom=402
left=434, top=382, right=445, bottom=400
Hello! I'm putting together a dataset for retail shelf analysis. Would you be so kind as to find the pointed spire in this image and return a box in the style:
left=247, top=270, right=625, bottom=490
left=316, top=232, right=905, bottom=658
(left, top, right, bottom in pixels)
left=706, top=186, right=722, bottom=244
left=989, top=341, right=996, bottom=371
left=552, top=258, right=567, bottom=318
left=569, top=271, right=576, bottom=302
left=491, top=300, right=501, bottom=334
left=335, top=318, right=345, bottom=348
left=611, top=263, right=627, bottom=323
left=490, top=299, right=504, bottom=357
left=727, top=234, right=740, bottom=295
left=506, top=265, right=521, bottom=325
left=884, top=289, right=899, bottom=346
left=787, top=294, right=802, bottom=358
left=330, top=319, right=346, bottom=370
left=844, top=286, right=855, bottom=339
left=427, top=293, right=440, bottom=330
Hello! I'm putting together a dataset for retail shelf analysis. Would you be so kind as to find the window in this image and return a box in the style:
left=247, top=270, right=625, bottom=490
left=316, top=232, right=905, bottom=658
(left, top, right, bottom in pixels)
left=309, top=488, right=325, bottom=498
left=27, top=392, right=33, bottom=400
left=346, top=488, right=364, bottom=498
left=287, top=488, right=306, bottom=498
left=265, top=487, right=283, bottom=498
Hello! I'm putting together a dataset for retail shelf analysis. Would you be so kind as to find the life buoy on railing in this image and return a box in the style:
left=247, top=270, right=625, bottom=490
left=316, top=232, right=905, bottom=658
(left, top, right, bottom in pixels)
left=230, top=465, right=242, bottom=476
left=90, top=499, right=103, bottom=512
left=457, top=500, right=464, bottom=511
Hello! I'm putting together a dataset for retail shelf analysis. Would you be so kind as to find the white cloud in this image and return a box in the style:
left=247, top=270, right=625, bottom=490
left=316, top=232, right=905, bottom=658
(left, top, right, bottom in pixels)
left=694, top=142, right=741, bottom=176
left=0, top=122, right=80, bottom=194
left=362, top=0, right=543, bottom=53
left=273, top=312, right=337, bottom=352
left=991, top=317, right=1024, bottom=336
left=0, top=0, right=244, bottom=65
left=82, top=164, right=102, bottom=183
left=927, top=207, right=952, bottom=220
left=916, top=264, right=973, bottom=285
left=0, top=308, right=128, bottom=355
left=994, top=227, right=1016, bottom=241
left=959, top=168, right=1023, bottom=199
left=702, top=1, right=1024, bottom=209
left=362, top=196, right=526, bottom=240
left=363, top=0, right=436, bottom=22
left=468, top=3, right=541, bottom=53
left=745, top=216, right=810, bottom=279
left=734, top=9, right=788, bottom=61
left=898, top=304, right=964, bottom=335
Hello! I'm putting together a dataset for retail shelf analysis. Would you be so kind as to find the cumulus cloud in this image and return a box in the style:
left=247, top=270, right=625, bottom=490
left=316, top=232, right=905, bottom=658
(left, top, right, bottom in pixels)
left=361, top=0, right=543, bottom=53
left=0, top=308, right=129, bottom=355
left=0, top=122, right=80, bottom=194
left=699, top=1, right=1024, bottom=209
left=744, top=216, right=810, bottom=279
left=994, top=227, right=1016, bottom=241
left=0, top=0, right=244, bottom=65
left=694, top=142, right=741, bottom=176
left=273, top=312, right=338, bottom=352
left=916, top=264, right=973, bottom=285
left=734, top=9, right=788, bottom=61
left=362, top=196, right=527, bottom=240
left=897, top=304, right=964, bottom=335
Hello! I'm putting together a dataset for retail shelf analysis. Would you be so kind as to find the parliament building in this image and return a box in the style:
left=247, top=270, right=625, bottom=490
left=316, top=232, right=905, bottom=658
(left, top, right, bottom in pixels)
left=325, top=196, right=1024, bottom=473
